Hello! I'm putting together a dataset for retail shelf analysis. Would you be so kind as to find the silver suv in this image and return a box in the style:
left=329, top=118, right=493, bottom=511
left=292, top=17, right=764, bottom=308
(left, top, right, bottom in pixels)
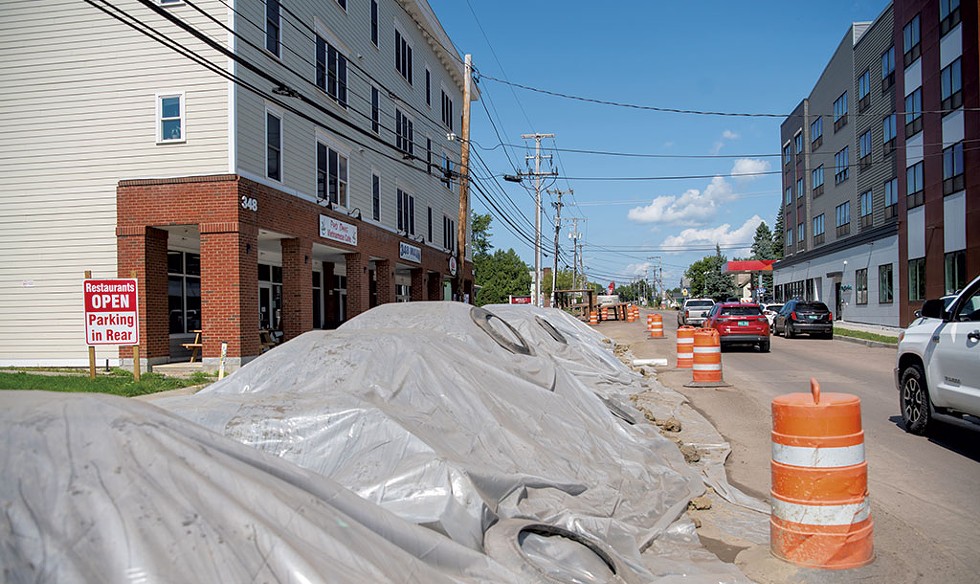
left=677, top=298, right=714, bottom=327
left=896, top=274, right=980, bottom=434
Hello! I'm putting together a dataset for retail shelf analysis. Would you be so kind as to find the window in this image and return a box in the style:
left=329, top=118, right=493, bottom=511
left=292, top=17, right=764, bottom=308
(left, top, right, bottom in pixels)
left=812, top=165, right=825, bottom=197
left=797, top=221, right=805, bottom=250
left=787, top=228, right=794, bottom=247
left=940, top=0, right=960, bottom=36
left=908, top=257, right=926, bottom=301
left=371, top=87, right=380, bottom=133
left=168, top=251, right=201, bottom=334
left=443, top=216, right=456, bottom=252
left=372, top=173, right=381, bottom=221
left=783, top=143, right=791, bottom=165
left=940, top=58, right=962, bottom=113
left=157, top=94, right=184, bottom=142
left=335, top=0, right=346, bottom=9
left=903, top=14, right=920, bottom=66
left=882, top=113, right=897, bottom=155
left=427, top=207, right=433, bottom=242
left=794, top=132, right=803, bottom=157
left=813, top=214, right=825, bottom=245
left=835, top=147, right=849, bottom=184
left=442, top=152, right=454, bottom=190
left=784, top=186, right=792, bottom=205
left=858, top=69, right=871, bottom=111
left=878, top=264, right=893, bottom=303
left=796, top=177, right=804, bottom=199
left=316, top=36, right=348, bottom=108
left=396, top=188, right=415, bottom=235
left=426, top=137, right=432, bottom=174
left=316, top=143, right=348, bottom=207
left=395, top=109, right=413, bottom=155
left=907, top=161, right=924, bottom=208
left=884, top=177, right=898, bottom=218
left=833, top=92, right=848, bottom=131
left=945, top=250, right=966, bottom=294
left=860, top=190, right=873, bottom=228
left=266, top=110, right=281, bottom=181
left=810, top=116, right=823, bottom=150
left=904, top=88, right=922, bottom=137
left=425, top=68, right=432, bottom=107
left=441, top=90, right=454, bottom=131
left=855, top=269, right=868, bottom=305
left=265, top=0, right=280, bottom=56
left=370, top=0, right=379, bottom=47
left=881, top=46, right=895, bottom=90
left=836, top=201, right=851, bottom=237
left=858, top=131, right=872, bottom=170
left=943, top=142, right=964, bottom=195
left=394, top=28, right=413, bottom=84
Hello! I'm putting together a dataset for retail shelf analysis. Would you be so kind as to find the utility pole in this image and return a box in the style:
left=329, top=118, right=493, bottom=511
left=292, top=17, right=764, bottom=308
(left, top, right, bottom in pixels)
left=521, top=133, right=556, bottom=307
left=565, top=218, right=583, bottom=290
left=456, top=54, right=473, bottom=302
left=547, top=189, right=572, bottom=307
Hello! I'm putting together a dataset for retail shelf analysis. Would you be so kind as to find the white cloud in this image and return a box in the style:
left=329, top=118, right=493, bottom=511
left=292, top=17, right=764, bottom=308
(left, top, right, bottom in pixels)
left=730, top=158, right=771, bottom=181
left=661, top=215, right=764, bottom=251
left=710, top=129, right=740, bottom=154
left=625, top=262, right=652, bottom=277
left=722, top=130, right=739, bottom=140
left=627, top=176, right=735, bottom=225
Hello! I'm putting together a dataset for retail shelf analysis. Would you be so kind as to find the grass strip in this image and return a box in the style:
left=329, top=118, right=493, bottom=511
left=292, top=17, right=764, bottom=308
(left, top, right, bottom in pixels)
left=834, top=327, right=899, bottom=345
left=0, top=369, right=213, bottom=397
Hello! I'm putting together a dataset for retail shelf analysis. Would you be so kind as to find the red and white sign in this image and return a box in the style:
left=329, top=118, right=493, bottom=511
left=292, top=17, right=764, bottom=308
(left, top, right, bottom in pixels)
left=319, top=215, right=358, bottom=246
left=509, top=295, right=533, bottom=304
left=608, top=281, right=615, bottom=294
left=84, top=279, right=139, bottom=346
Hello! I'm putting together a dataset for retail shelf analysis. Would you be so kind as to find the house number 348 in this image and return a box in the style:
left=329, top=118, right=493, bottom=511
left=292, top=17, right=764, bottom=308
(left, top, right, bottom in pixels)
left=240, top=196, right=258, bottom=212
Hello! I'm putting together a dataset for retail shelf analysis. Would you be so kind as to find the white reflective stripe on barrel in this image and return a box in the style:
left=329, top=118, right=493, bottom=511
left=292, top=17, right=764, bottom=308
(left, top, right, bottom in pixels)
left=693, top=363, right=721, bottom=371
left=693, top=346, right=720, bottom=353
left=772, top=443, right=865, bottom=468
left=771, top=498, right=870, bottom=526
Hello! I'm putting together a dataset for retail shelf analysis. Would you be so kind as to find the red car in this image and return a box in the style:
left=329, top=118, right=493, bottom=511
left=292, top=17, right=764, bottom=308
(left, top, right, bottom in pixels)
left=704, top=302, right=770, bottom=352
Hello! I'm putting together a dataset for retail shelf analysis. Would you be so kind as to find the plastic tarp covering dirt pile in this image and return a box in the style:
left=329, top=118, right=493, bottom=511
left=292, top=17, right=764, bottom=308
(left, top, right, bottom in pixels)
left=0, top=391, right=527, bottom=584
left=153, top=302, right=750, bottom=582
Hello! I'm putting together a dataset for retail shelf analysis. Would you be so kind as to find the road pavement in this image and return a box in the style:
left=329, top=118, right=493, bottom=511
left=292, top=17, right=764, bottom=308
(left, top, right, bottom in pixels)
left=602, top=310, right=980, bottom=584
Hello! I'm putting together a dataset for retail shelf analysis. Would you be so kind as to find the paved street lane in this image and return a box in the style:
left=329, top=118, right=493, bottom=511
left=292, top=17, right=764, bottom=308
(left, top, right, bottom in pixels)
left=617, top=311, right=980, bottom=583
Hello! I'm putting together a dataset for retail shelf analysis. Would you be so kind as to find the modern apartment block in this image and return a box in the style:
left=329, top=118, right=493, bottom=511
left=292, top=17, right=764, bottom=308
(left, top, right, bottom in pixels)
left=0, top=0, right=475, bottom=369
left=775, top=0, right=977, bottom=327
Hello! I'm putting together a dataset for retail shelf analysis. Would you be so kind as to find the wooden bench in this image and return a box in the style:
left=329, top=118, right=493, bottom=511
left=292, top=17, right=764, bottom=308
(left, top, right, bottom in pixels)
left=260, top=329, right=277, bottom=352
left=181, top=330, right=203, bottom=363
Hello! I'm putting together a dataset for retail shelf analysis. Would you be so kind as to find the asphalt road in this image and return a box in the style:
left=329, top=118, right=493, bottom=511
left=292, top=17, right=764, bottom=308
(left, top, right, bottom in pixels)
left=613, top=311, right=980, bottom=584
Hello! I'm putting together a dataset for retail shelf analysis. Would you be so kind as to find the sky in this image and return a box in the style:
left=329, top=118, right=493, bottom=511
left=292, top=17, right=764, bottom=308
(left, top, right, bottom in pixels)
left=427, top=0, right=890, bottom=291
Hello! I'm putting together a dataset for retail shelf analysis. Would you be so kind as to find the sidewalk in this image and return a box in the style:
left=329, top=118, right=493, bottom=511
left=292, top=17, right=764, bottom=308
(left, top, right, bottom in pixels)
left=834, top=319, right=903, bottom=337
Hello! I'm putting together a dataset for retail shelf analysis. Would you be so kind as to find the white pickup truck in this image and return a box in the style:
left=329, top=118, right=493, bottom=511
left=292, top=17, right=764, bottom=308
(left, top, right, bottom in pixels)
left=896, top=274, right=980, bottom=434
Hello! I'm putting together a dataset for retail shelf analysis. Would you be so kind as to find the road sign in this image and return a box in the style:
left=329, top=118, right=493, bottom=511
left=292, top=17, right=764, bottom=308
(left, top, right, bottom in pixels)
left=608, top=281, right=615, bottom=294
left=682, top=288, right=689, bottom=297
left=84, top=279, right=139, bottom=346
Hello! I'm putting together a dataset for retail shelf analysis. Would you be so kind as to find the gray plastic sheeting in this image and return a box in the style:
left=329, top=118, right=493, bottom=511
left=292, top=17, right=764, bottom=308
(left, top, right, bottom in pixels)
left=0, top=391, right=527, bottom=583
left=151, top=302, right=749, bottom=582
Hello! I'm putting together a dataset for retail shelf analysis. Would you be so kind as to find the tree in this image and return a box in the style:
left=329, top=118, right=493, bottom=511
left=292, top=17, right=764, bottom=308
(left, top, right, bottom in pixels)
left=772, top=207, right=785, bottom=260
left=685, top=245, right=735, bottom=300
left=471, top=212, right=492, bottom=258
left=475, top=249, right=532, bottom=306
left=752, top=221, right=776, bottom=298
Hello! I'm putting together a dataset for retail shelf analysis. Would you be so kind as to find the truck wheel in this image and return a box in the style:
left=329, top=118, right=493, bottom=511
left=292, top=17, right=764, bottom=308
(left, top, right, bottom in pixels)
left=900, top=364, right=932, bottom=435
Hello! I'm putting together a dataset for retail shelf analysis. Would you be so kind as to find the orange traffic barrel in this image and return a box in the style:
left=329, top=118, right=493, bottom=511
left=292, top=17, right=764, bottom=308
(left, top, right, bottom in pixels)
left=692, top=328, right=722, bottom=383
left=626, top=304, right=635, bottom=323
left=676, top=326, right=695, bottom=368
left=770, top=379, right=873, bottom=569
left=649, top=314, right=664, bottom=338
left=588, top=311, right=598, bottom=325
left=601, top=306, right=609, bottom=321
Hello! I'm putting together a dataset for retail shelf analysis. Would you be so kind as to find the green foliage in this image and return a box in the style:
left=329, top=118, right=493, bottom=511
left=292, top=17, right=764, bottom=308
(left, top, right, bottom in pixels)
left=772, top=207, right=785, bottom=259
left=474, top=248, right=532, bottom=306
left=471, top=212, right=493, bottom=257
left=752, top=221, right=776, bottom=297
left=0, top=369, right=208, bottom=397
left=544, top=269, right=575, bottom=295
left=685, top=245, right=735, bottom=300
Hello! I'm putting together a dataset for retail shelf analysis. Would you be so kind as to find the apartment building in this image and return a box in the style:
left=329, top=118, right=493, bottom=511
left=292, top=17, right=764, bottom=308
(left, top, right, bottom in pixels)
left=775, top=0, right=977, bottom=327
left=0, top=0, right=475, bottom=369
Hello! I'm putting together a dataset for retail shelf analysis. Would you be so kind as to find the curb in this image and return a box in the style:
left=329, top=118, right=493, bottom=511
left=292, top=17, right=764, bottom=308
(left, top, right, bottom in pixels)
left=835, top=335, right=897, bottom=349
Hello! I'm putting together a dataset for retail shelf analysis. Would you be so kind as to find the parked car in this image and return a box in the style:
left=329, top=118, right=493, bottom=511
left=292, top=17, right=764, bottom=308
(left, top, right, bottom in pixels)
left=773, top=299, right=833, bottom=339
left=704, top=302, right=770, bottom=352
left=677, top=298, right=715, bottom=327
left=761, top=303, right=783, bottom=328
left=896, top=274, right=980, bottom=434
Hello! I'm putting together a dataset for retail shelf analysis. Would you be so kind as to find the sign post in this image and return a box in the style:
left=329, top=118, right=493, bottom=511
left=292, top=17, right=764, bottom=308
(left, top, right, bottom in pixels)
left=84, top=277, right=140, bottom=380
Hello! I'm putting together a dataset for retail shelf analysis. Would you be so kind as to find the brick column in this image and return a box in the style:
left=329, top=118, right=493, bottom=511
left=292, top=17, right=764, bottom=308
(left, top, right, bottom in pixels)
left=375, top=259, right=395, bottom=305
left=410, top=269, right=425, bottom=301
left=345, top=252, right=370, bottom=319
left=323, top=261, right=338, bottom=328
left=281, top=237, right=313, bottom=341
left=116, top=226, right=169, bottom=366
left=200, top=222, right=258, bottom=364
left=428, top=271, right=444, bottom=300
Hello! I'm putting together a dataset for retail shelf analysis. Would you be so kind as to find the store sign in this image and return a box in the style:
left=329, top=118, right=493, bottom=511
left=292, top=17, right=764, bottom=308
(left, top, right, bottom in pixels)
left=399, top=242, right=421, bottom=264
left=83, top=278, right=139, bottom=346
left=509, top=295, right=532, bottom=304
left=448, top=255, right=458, bottom=277
left=320, top=215, right=358, bottom=246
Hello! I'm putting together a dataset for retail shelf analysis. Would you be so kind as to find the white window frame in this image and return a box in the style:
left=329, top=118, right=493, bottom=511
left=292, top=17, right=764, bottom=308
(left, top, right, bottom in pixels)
left=393, top=21, right=413, bottom=85
left=315, top=130, right=352, bottom=209
left=265, top=0, right=282, bottom=58
left=425, top=66, right=432, bottom=108
left=265, top=104, right=284, bottom=182
left=156, top=92, right=186, bottom=144
left=371, top=167, right=381, bottom=222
